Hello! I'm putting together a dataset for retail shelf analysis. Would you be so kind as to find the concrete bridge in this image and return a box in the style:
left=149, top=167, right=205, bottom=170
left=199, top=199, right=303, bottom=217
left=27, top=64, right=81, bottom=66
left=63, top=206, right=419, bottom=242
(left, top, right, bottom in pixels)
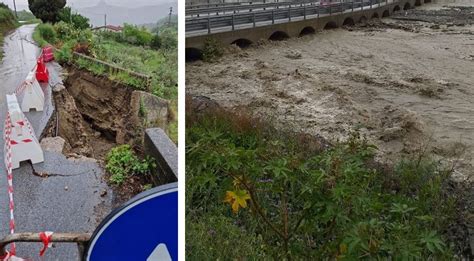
left=186, top=0, right=431, bottom=57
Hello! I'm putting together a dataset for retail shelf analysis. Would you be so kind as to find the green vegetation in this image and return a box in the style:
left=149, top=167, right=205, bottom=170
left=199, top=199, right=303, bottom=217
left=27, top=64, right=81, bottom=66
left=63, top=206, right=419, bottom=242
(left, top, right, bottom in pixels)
left=28, top=0, right=66, bottom=23
left=36, top=23, right=56, bottom=43
left=186, top=109, right=459, bottom=260
left=0, top=4, right=18, bottom=59
left=57, top=7, right=90, bottom=30
left=106, top=145, right=155, bottom=186
left=34, top=19, right=177, bottom=100
left=32, top=9, right=177, bottom=145
left=16, top=10, right=41, bottom=24
left=202, top=38, right=223, bottom=62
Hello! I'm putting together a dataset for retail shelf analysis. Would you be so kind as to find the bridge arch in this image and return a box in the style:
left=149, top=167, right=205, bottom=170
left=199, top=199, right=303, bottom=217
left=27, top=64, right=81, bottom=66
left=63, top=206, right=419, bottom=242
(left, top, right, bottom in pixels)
left=343, top=17, right=355, bottom=26
left=186, top=48, right=203, bottom=62
left=371, top=12, right=379, bottom=19
left=269, top=31, right=290, bottom=41
left=359, top=16, right=368, bottom=24
left=424, top=0, right=431, bottom=3
left=393, top=5, right=401, bottom=12
left=324, top=21, right=338, bottom=30
left=382, top=10, right=390, bottom=17
left=415, top=0, right=422, bottom=6
left=403, top=2, right=411, bottom=10
left=231, top=38, right=253, bottom=48
left=299, top=26, right=316, bottom=37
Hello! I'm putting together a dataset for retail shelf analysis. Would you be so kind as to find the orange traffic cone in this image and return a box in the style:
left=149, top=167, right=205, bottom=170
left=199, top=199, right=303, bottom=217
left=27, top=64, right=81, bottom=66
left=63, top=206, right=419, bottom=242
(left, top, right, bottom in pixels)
left=36, top=57, right=49, bottom=83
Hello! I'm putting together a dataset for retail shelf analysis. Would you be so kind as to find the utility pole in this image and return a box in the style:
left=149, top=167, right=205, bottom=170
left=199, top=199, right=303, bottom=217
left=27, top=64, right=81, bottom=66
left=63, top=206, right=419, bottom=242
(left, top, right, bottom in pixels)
left=12, top=0, right=17, bottom=18
left=104, top=14, right=107, bottom=29
left=168, top=7, right=172, bottom=26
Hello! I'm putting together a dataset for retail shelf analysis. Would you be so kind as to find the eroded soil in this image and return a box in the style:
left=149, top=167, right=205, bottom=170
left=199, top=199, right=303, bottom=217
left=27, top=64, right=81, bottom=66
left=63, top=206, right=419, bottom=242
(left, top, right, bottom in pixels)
left=44, top=67, right=151, bottom=205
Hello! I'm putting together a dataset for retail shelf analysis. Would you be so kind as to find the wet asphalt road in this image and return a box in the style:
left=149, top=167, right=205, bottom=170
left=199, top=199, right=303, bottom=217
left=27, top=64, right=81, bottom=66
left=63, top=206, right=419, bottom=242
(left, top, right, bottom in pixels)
left=0, top=25, right=112, bottom=260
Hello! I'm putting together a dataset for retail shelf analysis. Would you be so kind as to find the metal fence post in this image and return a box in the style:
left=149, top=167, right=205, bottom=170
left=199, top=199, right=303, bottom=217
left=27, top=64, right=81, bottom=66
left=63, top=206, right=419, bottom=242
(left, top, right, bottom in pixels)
left=207, top=17, right=211, bottom=34
left=352, top=0, right=354, bottom=11
left=272, top=9, right=275, bottom=24
left=253, top=12, right=256, bottom=27
left=288, top=6, right=291, bottom=21
left=232, top=14, right=235, bottom=30
left=304, top=5, right=306, bottom=19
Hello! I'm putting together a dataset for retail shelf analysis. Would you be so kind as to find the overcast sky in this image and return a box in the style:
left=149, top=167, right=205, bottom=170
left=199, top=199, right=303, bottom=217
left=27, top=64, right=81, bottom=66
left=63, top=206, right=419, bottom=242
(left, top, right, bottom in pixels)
left=0, top=0, right=170, bottom=10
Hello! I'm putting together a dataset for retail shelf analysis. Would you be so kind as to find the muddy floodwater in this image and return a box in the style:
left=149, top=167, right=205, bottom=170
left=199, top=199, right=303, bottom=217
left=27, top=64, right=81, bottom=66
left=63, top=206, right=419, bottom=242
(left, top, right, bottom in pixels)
left=186, top=5, right=474, bottom=182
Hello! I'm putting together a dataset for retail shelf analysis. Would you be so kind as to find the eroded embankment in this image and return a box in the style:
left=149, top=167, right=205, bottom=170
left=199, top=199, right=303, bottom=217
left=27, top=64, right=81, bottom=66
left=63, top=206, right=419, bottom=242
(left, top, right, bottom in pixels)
left=46, top=68, right=141, bottom=159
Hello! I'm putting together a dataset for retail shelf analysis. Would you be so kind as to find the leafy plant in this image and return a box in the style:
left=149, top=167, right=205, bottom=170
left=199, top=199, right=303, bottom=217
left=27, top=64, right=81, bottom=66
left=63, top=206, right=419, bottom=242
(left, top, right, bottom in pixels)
left=186, top=109, right=458, bottom=260
left=105, top=145, right=155, bottom=185
left=37, top=23, right=56, bottom=44
left=58, top=7, right=90, bottom=29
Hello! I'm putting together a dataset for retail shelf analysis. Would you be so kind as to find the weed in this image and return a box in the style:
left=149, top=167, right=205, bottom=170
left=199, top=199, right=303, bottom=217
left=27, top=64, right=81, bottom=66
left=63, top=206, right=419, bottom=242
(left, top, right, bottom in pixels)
left=105, top=145, right=156, bottom=186
left=186, top=108, right=458, bottom=259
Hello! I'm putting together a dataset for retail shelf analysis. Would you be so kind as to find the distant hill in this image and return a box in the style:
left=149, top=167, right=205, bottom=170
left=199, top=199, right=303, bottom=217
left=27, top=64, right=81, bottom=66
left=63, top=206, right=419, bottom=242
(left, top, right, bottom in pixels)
left=76, top=0, right=178, bottom=27
left=140, top=15, right=177, bottom=31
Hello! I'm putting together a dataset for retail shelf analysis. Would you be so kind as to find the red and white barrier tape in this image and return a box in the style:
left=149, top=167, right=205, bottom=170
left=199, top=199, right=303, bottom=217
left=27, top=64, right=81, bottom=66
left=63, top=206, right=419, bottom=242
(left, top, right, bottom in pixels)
left=1, top=51, right=53, bottom=261
left=3, top=113, right=16, bottom=257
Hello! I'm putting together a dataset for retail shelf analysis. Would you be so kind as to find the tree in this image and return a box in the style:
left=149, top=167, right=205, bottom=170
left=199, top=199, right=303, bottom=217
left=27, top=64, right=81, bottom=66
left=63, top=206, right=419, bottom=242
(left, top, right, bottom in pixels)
left=58, top=7, right=90, bottom=29
left=28, top=0, right=66, bottom=23
left=150, top=34, right=161, bottom=50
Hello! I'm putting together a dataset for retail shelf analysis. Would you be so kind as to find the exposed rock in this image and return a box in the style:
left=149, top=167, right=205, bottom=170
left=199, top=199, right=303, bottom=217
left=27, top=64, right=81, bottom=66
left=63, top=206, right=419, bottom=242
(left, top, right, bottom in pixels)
left=131, top=90, right=170, bottom=129
left=285, top=50, right=302, bottom=59
left=40, top=137, right=66, bottom=153
left=189, top=95, right=220, bottom=114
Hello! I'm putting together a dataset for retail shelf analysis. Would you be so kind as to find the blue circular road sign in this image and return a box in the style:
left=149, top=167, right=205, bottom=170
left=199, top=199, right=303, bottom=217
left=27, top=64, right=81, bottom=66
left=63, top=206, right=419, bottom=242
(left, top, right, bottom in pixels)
left=86, top=182, right=178, bottom=260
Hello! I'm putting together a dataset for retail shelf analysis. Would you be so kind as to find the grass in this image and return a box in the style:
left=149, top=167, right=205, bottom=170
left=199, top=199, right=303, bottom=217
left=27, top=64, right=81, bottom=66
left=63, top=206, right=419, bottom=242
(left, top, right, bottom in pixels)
left=186, top=106, right=460, bottom=260
left=94, top=39, right=177, bottom=100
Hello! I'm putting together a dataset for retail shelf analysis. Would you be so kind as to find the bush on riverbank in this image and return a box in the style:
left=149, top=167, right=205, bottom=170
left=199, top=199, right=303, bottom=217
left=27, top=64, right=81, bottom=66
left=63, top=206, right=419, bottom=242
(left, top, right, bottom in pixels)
left=186, top=106, right=460, bottom=260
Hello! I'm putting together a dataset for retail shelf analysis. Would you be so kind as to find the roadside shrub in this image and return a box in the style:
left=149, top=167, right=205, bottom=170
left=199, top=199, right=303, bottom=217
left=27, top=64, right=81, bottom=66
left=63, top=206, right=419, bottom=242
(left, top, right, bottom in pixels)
left=54, top=40, right=74, bottom=63
left=54, top=21, right=74, bottom=41
left=0, top=5, right=15, bottom=25
left=37, top=23, right=56, bottom=44
left=106, top=145, right=155, bottom=185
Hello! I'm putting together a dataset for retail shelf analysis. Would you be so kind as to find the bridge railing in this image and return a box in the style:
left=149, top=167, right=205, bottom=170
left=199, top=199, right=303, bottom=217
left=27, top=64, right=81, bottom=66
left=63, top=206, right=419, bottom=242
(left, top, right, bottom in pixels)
left=186, top=0, right=397, bottom=34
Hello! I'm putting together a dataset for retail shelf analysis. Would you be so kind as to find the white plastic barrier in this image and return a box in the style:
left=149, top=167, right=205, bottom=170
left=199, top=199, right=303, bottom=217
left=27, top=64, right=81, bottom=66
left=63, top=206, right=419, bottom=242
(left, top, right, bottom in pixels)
left=5, top=94, right=44, bottom=169
left=19, top=71, right=45, bottom=112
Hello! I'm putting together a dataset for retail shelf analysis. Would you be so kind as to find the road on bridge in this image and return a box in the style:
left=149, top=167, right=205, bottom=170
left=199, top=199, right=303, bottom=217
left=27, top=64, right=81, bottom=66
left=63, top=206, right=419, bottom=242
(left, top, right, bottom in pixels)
left=0, top=25, right=112, bottom=260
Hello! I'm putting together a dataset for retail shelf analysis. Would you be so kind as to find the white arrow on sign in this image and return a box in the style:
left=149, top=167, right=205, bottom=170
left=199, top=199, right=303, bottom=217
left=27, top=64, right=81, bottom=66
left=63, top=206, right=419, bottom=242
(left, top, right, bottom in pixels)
left=147, top=243, right=172, bottom=261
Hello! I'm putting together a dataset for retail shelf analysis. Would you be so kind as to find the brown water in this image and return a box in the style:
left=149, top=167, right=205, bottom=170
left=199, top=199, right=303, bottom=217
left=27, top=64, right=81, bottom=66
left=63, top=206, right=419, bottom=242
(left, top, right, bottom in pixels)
left=186, top=6, right=474, bottom=181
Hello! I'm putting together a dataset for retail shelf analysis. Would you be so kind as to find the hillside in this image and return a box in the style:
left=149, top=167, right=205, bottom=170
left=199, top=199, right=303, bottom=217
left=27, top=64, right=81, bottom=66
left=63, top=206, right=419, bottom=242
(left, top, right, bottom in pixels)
left=76, top=0, right=178, bottom=27
left=0, top=4, right=17, bottom=59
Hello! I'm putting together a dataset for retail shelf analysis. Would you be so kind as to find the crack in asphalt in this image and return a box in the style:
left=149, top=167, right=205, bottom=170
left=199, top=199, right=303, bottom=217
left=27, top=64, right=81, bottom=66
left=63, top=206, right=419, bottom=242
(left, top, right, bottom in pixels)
left=29, top=163, right=92, bottom=178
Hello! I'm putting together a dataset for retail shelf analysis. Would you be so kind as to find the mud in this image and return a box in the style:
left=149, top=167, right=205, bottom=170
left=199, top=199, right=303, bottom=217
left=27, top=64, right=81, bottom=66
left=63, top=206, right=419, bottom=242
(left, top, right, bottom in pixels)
left=46, top=67, right=143, bottom=160
left=187, top=5, right=474, bottom=183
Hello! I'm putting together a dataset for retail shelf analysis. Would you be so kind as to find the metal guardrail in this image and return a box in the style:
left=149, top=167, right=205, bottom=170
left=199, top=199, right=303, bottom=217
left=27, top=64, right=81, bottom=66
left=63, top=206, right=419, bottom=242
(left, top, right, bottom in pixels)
left=0, top=233, right=91, bottom=260
left=186, top=1, right=317, bottom=16
left=186, top=0, right=395, bottom=34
